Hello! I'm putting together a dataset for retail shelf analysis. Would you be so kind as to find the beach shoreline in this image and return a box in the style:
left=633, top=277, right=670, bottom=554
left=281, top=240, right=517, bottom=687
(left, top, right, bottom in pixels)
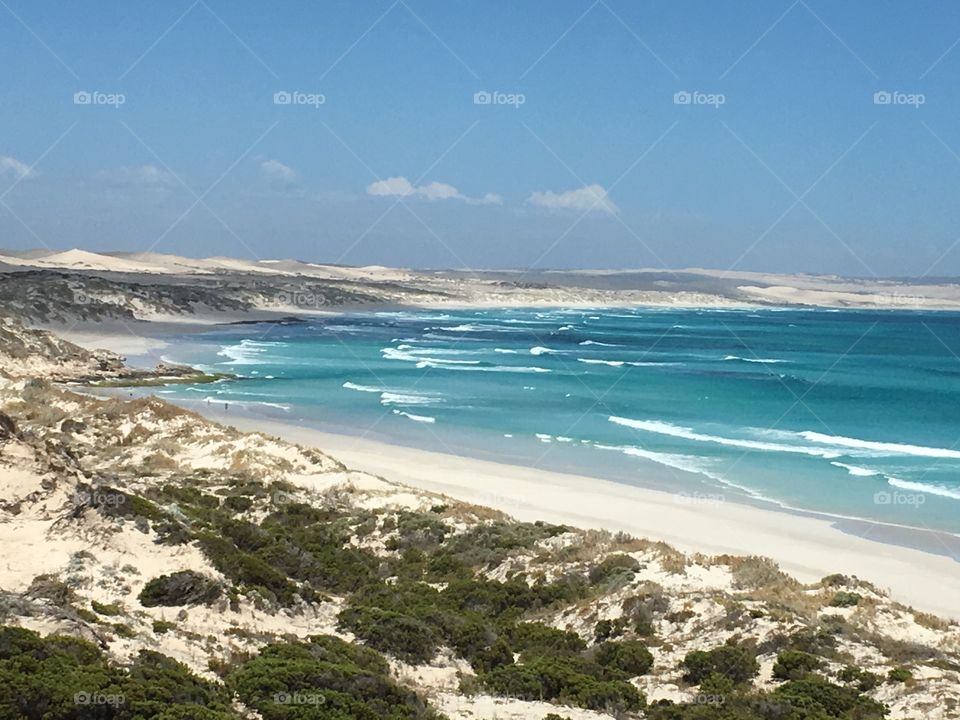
left=188, top=405, right=959, bottom=619
left=56, top=307, right=960, bottom=620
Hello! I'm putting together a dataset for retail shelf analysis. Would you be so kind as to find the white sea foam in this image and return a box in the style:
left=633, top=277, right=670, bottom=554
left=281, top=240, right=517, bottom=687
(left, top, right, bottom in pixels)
left=382, top=347, right=480, bottom=366
left=830, top=462, right=880, bottom=477
left=404, top=346, right=483, bottom=357
left=594, top=443, right=723, bottom=480
left=415, top=360, right=551, bottom=374
left=530, top=346, right=560, bottom=355
left=887, top=478, right=960, bottom=500
left=381, top=347, right=419, bottom=362
left=494, top=348, right=519, bottom=354
left=217, top=339, right=285, bottom=365
left=416, top=358, right=482, bottom=365
left=723, top=355, right=788, bottom=364
left=578, top=358, right=624, bottom=367
left=342, top=382, right=382, bottom=393
left=436, top=323, right=524, bottom=333
left=800, top=431, right=960, bottom=459
left=608, top=417, right=842, bottom=458
left=579, top=340, right=621, bottom=347
left=380, top=392, right=439, bottom=407
left=392, top=409, right=436, bottom=423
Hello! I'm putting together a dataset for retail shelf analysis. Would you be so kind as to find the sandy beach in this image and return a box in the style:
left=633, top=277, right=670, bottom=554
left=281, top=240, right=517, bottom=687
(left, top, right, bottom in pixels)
left=204, top=411, right=959, bottom=619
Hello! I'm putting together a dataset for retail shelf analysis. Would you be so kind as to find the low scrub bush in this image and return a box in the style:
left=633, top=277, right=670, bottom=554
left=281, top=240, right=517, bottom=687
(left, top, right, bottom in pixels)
left=772, top=649, right=823, bottom=680
left=479, top=655, right=645, bottom=713
left=594, top=639, right=654, bottom=676
left=337, top=606, right=440, bottom=665
left=829, top=591, right=861, bottom=608
left=682, top=643, right=759, bottom=685
left=0, top=625, right=236, bottom=719
left=588, top=554, right=640, bottom=585
left=226, top=635, right=443, bottom=719
left=138, top=571, right=223, bottom=607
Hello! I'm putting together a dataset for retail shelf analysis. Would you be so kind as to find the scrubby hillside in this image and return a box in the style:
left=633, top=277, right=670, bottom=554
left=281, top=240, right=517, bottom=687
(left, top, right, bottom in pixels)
left=0, top=325, right=958, bottom=719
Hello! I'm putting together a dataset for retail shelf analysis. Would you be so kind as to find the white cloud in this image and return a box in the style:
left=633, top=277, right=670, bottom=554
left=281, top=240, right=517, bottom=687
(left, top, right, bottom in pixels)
left=261, top=159, right=297, bottom=183
left=368, top=176, right=416, bottom=197
left=367, top=176, right=502, bottom=205
left=0, top=155, right=31, bottom=179
left=417, top=181, right=461, bottom=201
left=98, top=165, right=176, bottom=186
left=527, top=184, right=617, bottom=214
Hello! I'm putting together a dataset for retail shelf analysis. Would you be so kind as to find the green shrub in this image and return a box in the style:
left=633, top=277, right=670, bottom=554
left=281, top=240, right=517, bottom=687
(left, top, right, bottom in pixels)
left=838, top=664, right=881, bottom=691
left=887, top=666, right=912, bottom=683
left=196, top=534, right=297, bottom=604
left=385, top=511, right=450, bottom=551
left=681, top=644, right=759, bottom=685
left=226, top=635, right=443, bottom=719
left=338, top=606, right=440, bottom=665
left=594, top=640, right=654, bottom=676
left=0, top=625, right=236, bottom=720
left=829, top=591, right=862, bottom=608
left=139, top=571, right=223, bottom=607
left=152, top=620, right=177, bottom=635
left=153, top=520, right=192, bottom=545
left=470, top=638, right=514, bottom=674
left=479, top=655, right=644, bottom=713
left=508, top=622, right=586, bottom=657
left=110, top=623, right=137, bottom=639
left=773, top=674, right=886, bottom=717
left=772, top=649, right=823, bottom=680
left=593, top=618, right=626, bottom=642
left=223, top=495, right=253, bottom=513
left=90, top=600, right=122, bottom=616
left=433, top=520, right=568, bottom=572
left=588, top=554, right=640, bottom=585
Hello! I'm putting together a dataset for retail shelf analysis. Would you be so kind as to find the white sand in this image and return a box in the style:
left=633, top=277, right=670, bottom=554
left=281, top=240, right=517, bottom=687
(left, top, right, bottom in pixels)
left=52, top=327, right=170, bottom=357
left=208, top=414, right=959, bottom=619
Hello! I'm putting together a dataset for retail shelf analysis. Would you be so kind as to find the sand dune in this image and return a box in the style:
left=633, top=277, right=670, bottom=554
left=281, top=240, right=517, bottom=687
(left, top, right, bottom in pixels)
left=0, top=248, right=415, bottom=283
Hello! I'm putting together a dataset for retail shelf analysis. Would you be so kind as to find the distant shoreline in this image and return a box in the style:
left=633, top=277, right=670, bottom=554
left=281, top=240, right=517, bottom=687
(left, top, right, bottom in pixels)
left=7, top=248, right=960, bottom=316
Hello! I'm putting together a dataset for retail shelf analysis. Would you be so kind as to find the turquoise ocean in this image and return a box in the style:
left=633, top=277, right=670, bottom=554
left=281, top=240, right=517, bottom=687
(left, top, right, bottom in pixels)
left=153, top=307, right=960, bottom=538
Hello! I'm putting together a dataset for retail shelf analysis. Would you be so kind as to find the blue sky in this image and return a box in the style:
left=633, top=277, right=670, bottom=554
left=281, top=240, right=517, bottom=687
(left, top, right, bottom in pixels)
left=2, top=0, right=960, bottom=276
